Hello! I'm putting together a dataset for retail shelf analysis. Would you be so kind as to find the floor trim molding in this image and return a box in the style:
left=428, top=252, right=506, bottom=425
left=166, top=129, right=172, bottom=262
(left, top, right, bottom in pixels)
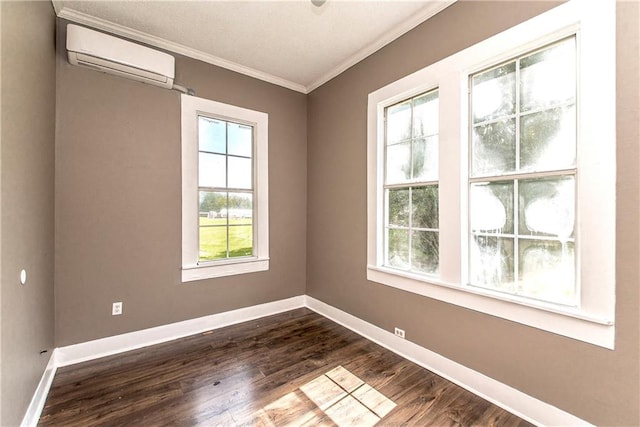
left=304, top=295, right=592, bottom=427
left=55, top=296, right=305, bottom=367
left=21, top=349, right=58, bottom=427
left=26, top=295, right=591, bottom=427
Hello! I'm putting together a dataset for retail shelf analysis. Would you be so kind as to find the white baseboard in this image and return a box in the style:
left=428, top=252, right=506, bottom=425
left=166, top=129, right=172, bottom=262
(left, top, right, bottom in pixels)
left=21, top=349, right=58, bottom=427
left=26, top=294, right=590, bottom=427
left=56, top=295, right=305, bottom=367
left=304, top=295, right=592, bottom=427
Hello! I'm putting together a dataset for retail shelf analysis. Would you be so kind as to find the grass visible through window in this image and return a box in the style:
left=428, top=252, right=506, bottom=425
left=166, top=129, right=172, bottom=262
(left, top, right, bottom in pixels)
left=199, top=218, right=253, bottom=261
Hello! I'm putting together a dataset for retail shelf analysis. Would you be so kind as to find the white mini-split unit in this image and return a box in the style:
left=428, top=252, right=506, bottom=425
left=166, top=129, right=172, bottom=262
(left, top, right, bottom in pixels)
left=66, top=24, right=175, bottom=89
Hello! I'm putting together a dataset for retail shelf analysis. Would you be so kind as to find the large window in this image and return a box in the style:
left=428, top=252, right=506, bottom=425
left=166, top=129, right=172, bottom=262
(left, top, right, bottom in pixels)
left=182, top=95, right=269, bottom=281
left=367, top=1, right=615, bottom=348
left=469, top=38, right=577, bottom=306
left=384, top=90, right=439, bottom=275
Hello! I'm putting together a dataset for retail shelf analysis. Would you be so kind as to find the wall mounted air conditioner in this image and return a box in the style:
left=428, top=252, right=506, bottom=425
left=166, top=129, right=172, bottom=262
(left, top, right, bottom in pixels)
left=66, top=24, right=175, bottom=89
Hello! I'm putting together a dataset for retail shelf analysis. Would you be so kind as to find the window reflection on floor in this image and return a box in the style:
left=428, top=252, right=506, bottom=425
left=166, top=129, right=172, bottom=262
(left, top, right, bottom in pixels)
left=254, top=365, right=397, bottom=426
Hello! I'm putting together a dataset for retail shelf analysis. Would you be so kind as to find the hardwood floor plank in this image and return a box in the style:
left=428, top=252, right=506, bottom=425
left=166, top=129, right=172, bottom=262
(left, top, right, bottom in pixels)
left=39, top=308, right=533, bottom=427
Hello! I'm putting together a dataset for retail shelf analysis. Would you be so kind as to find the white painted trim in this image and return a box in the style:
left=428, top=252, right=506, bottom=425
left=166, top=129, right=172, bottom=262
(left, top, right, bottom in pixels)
left=20, top=350, right=58, bottom=427
left=56, top=3, right=458, bottom=94
left=26, top=296, right=592, bottom=426
left=56, top=8, right=308, bottom=94
left=305, top=0, right=456, bottom=93
left=181, top=94, right=269, bottom=282
left=56, top=296, right=304, bottom=367
left=304, top=296, right=592, bottom=427
left=366, top=0, right=616, bottom=349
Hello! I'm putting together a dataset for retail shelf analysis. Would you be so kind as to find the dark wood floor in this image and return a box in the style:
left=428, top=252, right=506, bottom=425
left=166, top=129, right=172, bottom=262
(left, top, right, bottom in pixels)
left=39, top=308, right=532, bottom=426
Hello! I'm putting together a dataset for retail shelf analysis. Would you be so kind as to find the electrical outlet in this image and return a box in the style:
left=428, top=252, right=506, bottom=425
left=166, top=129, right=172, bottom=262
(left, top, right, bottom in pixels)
left=112, top=301, right=123, bottom=316
left=394, top=327, right=405, bottom=339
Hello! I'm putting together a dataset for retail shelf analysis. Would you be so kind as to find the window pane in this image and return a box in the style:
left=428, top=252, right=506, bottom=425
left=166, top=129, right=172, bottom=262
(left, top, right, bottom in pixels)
left=199, top=191, right=227, bottom=225
left=229, top=225, right=253, bottom=258
left=199, top=152, right=226, bottom=188
left=412, top=230, right=438, bottom=274
left=386, top=100, right=412, bottom=144
left=520, top=38, right=576, bottom=112
left=228, top=192, right=253, bottom=225
left=411, top=186, right=438, bottom=229
left=471, top=118, right=516, bottom=176
left=228, top=122, right=252, bottom=158
left=518, top=239, right=575, bottom=305
left=520, top=105, right=576, bottom=172
left=387, top=228, right=409, bottom=268
left=470, top=236, right=514, bottom=290
left=519, top=176, right=575, bottom=238
left=412, top=136, right=438, bottom=181
left=387, top=188, right=409, bottom=227
left=470, top=182, right=514, bottom=234
left=472, top=62, right=516, bottom=124
left=413, top=91, right=439, bottom=138
left=228, top=156, right=252, bottom=189
left=199, top=225, right=227, bottom=261
left=386, top=142, right=411, bottom=184
left=198, top=117, right=226, bottom=154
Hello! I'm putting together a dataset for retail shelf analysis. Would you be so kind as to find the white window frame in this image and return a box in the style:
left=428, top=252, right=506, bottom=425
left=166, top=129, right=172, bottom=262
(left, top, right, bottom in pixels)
left=181, top=95, right=269, bottom=282
left=367, top=0, right=616, bottom=348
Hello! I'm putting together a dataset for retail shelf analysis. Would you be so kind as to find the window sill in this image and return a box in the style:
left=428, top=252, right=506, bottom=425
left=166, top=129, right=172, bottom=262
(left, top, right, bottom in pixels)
left=367, top=265, right=615, bottom=349
left=182, top=257, right=269, bottom=282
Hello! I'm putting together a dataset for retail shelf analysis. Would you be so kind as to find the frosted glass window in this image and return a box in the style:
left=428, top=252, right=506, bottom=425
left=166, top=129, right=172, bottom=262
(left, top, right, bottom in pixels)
left=469, top=38, right=577, bottom=306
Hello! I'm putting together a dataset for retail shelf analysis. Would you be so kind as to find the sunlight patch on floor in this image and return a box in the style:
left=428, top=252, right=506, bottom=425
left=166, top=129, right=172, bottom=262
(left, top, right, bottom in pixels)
left=255, top=365, right=397, bottom=426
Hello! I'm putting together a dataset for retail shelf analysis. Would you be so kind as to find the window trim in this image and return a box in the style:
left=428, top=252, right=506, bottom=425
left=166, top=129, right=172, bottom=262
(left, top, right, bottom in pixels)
left=367, top=0, right=615, bottom=348
left=181, top=95, right=269, bottom=282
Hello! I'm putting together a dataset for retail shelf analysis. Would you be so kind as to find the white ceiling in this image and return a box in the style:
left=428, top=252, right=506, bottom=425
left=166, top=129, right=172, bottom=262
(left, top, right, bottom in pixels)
left=52, top=0, right=455, bottom=93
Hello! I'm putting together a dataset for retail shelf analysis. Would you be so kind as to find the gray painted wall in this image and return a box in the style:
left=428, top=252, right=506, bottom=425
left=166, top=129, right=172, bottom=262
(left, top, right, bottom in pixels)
left=1, top=2, right=56, bottom=425
left=306, top=1, right=639, bottom=425
left=54, top=21, right=307, bottom=346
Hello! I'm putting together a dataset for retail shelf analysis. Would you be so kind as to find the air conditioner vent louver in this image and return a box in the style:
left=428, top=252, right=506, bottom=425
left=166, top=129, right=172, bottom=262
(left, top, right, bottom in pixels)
left=66, top=24, right=175, bottom=89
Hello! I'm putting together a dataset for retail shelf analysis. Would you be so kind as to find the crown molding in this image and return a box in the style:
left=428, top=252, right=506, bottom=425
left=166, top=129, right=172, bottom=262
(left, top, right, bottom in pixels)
left=306, top=0, right=457, bottom=93
left=56, top=1, right=456, bottom=95
left=56, top=7, right=308, bottom=94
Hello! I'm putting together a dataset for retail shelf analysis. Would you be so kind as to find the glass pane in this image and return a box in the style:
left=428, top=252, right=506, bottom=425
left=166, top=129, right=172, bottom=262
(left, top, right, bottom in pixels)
left=469, top=236, right=514, bottom=291
left=229, top=225, right=253, bottom=258
left=386, top=142, right=411, bottom=184
left=520, top=38, right=576, bottom=112
left=386, top=228, right=409, bottom=269
left=199, top=225, right=227, bottom=261
left=519, top=176, right=575, bottom=239
left=198, top=116, right=226, bottom=154
left=228, top=156, right=252, bottom=189
left=471, top=118, right=516, bottom=176
left=387, top=188, right=409, bottom=227
left=227, top=192, right=253, bottom=225
left=199, top=152, right=226, bottom=188
left=228, top=122, right=252, bottom=158
left=520, top=105, right=576, bottom=172
left=412, top=136, right=438, bottom=181
left=411, top=230, right=439, bottom=274
left=472, top=61, right=516, bottom=124
left=386, top=101, right=412, bottom=144
left=413, top=91, right=439, bottom=138
left=199, top=191, right=227, bottom=225
left=518, top=239, right=575, bottom=305
left=470, top=181, right=514, bottom=234
left=411, top=186, right=438, bottom=229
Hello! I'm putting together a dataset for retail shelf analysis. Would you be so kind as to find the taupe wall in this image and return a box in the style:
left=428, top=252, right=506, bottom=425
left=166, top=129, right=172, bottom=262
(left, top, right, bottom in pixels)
left=307, top=2, right=639, bottom=425
left=54, top=22, right=307, bottom=346
left=1, top=2, right=56, bottom=425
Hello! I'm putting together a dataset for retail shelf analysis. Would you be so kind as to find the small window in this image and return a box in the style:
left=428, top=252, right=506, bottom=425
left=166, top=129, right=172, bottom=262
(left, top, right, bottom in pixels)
left=469, top=38, right=577, bottom=306
left=384, top=90, right=439, bottom=276
left=182, top=95, right=269, bottom=282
